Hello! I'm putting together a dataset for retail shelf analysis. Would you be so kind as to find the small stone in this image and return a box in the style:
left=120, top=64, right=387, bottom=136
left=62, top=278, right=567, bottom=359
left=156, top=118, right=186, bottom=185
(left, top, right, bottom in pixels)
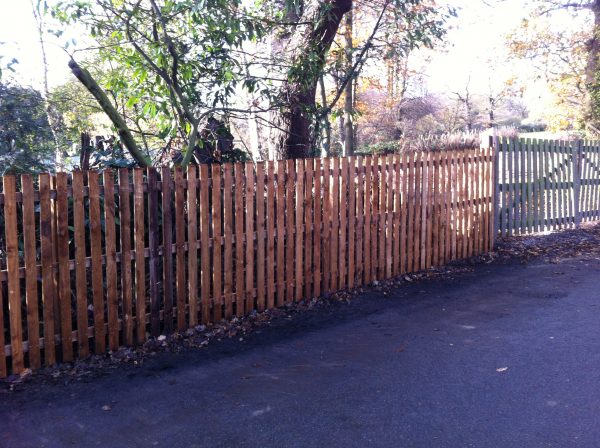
left=101, top=404, right=111, bottom=411
left=195, top=325, right=206, bottom=332
left=157, top=335, right=167, bottom=342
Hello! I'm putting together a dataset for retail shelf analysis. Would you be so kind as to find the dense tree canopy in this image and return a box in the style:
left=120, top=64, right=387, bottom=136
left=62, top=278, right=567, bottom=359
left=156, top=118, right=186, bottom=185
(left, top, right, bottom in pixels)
left=0, top=82, right=55, bottom=174
left=48, top=0, right=451, bottom=165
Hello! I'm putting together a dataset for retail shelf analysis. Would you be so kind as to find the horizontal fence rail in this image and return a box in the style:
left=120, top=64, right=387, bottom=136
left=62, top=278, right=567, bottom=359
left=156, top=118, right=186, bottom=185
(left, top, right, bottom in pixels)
left=0, top=149, right=493, bottom=377
left=496, top=138, right=600, bottom=236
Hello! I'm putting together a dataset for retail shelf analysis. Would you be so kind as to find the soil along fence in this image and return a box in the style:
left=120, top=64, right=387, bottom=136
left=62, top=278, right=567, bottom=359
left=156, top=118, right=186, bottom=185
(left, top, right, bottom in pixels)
left=0, top=149, right=493, bottom=377
left=495, top=138, right=600, bottom=236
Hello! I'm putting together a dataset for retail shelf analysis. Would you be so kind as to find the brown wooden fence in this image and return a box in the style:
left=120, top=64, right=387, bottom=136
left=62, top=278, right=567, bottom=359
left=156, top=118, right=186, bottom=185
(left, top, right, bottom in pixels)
left=0, top=148, right=494, bottom=377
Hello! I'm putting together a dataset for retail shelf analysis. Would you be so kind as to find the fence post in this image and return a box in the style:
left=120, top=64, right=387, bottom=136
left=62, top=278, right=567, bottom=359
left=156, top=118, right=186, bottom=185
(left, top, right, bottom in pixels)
left=491, top=135, right=500, bottom=247
left=572, top=140, right=582, bottom=228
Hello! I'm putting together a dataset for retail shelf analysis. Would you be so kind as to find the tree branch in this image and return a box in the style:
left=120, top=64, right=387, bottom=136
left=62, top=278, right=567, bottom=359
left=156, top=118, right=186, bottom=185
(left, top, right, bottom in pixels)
left=68, top=58, right=151, bottom=167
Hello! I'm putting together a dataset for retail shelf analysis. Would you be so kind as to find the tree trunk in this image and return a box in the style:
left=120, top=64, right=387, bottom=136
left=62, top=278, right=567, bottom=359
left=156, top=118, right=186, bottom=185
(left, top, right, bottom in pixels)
left=69, top=59, right=151, bottom=167
left=30, top=0, right=65, bottom=170
left=268, top=0, right=352, bottom=159
left=586, top=0, right=600, bottom=131
left=319, top=74, right=331, bottom=157
left=343, top=8, right=354, bottom=156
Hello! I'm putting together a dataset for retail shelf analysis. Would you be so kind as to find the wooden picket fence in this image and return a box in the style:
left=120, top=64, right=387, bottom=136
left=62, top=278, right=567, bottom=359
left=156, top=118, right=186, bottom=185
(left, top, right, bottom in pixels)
left=0, top=148, right=494, bottom=377
left=496, top=138, right=600, bottom=236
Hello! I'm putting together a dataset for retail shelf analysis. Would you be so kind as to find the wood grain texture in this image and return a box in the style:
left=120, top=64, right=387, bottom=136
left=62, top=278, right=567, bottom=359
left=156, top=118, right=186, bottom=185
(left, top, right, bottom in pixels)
left=161, top=166, right=174, bottom=332
left=4, top=175, right=25, bottom=371
left=199, top=164, right=211, bottom=322
left=39, top=174, right=56, bottom=364
left=175, top=167, right=187, bottom=329
left=133, top=169, right=147, bottom=342
left=276, top=161, right=286, bottom=304
left=212, top=164, right=223, bottom=320
left=147, top=168, right=160, bottom=335
left=88, top=171, right=105, bottom=352
left=119, top=169, right=134, bottom=345
left=21, top=174, right=41, bottom=366
left=187, top=165, right=198, bottom=326
left=103, top=171, right=119, bottom=351
left=71, top=171, right=88, bottom=359
left=266, top=162, right=276, bottom=308
left=223, top=164, right=234, bottom=318
left=295, top=160, right=304, bottom=301
left=255, top=163, right=265, bottom=311
left=234, top=164, right=245, bottom=315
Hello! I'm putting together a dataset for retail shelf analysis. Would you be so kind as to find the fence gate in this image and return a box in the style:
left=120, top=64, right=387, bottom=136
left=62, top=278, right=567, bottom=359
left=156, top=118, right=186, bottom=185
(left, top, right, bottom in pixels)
left=579, top=142, right=600, bottom=223
left=495, top=138, right=600, bottom=236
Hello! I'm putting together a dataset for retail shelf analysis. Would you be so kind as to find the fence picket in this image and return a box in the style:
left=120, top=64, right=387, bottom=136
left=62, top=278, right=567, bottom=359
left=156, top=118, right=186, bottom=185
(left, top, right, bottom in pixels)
left=386, top=155, right=394, bottom=276
left=71, top=172, right=88, bottom=359
left=348, top=157, right=357, bottom=287
left=133, top=169, right=147, bottom=342
left=331, top=158, right=340, bottom=288
left=356, top=157, right=365, bottom=282
left=21, top=175, right=41, bottom=367
left=313, top=158, right=322, bottom=296
left=147, top=168, right=160, bottom=334
left=266, top=162, right=276, bottom=309
left=187, top=165, right=198, bottom=325
left=407, top=152, right=415, bottom=268
left=276, top=161, right=286, bottom=304
left=4, top=176, right=25, bottom=372
left=295, top=160, right=304, bottom=301
left=371, top=156, right=379, bottom=279
left=393, top=154, right=402, bottom=274
left=104, top=171, right=119, bottom=350
left=363, top=157, right=372, bottom=283
left=212, top=164, right=224, bottom=319
left=285, top=160, right=295, bottom=300
left=322, top=158, right=332, bottom=291
left=89, top=172, right=105, bottom=351
left=223, top=164, right=234, bottom=318
left=54, top=173, right=73, bottom=361
left=304, top=160, right=313, bottom=298
left=0, top=279, right=5, bottom=377
left=234, top=164, right=245, bottom=314
left=244, top=163, right=255, bottom=313
left=119, top=169, right=134, bottom=345
left=339, top=157, right=348, bottom=289
left=160, top=167, right=174, bottom=332
left=39, top=174, right=56, bottom=364
left=175, top=167, right=187, bottom=328
left=378, top=156, right=387, bottom=277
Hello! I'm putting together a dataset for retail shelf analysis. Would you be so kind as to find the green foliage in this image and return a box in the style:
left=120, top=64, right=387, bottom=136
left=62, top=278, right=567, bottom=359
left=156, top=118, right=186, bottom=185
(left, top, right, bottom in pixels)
left=359, top=140, right=403, bottom=155
left=53, top=0, right=268, bottom=161
left=360, top=132, right=482, bottom=154
left=0, top=82, right=55, bottom=174
left=589, top=68, right=600, bottom=132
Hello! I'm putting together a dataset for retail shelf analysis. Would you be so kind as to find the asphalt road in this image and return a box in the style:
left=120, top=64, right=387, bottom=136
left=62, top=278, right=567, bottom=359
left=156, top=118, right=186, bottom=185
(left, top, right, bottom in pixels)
left=2, top=253, right=600, bottom=448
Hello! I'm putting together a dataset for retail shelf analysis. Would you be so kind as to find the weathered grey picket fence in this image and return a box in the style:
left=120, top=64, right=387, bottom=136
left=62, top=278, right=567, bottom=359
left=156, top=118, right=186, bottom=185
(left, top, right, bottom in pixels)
left=495, top=138, right=600, bottom=236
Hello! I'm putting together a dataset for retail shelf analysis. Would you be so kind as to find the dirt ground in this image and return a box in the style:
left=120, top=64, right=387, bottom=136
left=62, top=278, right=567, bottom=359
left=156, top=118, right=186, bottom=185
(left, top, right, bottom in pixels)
left=2, top=224, right=600, bottom=447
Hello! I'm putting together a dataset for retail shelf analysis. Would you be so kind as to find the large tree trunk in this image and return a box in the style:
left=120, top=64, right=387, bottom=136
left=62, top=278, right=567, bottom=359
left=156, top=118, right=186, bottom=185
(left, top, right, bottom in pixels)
left=586, top=0, right=600, bottom=131
left=268, top=0, right=352, bottom=159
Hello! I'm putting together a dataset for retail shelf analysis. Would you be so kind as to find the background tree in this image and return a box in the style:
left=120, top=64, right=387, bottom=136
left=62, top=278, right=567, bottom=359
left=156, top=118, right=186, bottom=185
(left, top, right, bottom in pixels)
left=52, top=0, right=451, bottom=163
left=0, top=82, right=55, bottom=174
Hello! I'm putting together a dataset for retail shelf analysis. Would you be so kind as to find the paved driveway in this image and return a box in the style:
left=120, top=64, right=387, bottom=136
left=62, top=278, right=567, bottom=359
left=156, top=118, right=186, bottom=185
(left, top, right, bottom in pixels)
left=2, top=252, right=600, bottom=447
